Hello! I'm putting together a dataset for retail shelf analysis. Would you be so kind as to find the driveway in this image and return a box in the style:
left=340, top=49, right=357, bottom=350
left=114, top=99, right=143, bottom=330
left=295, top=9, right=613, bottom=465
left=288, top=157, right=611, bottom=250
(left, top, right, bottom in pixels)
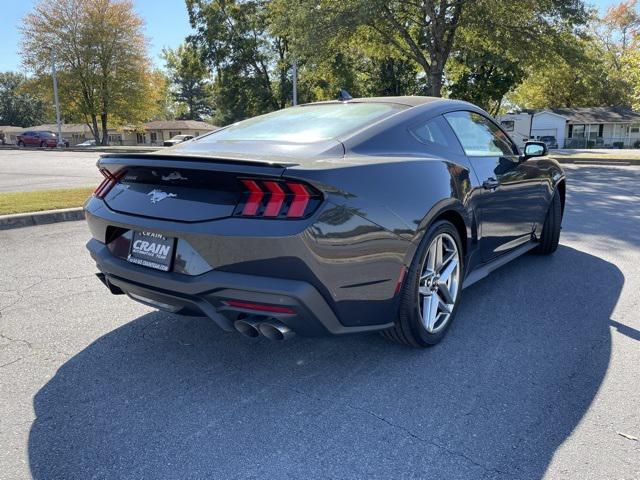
left=0, top=150, right=102, bottom=192
left=0, top=164, right=638, bottom=479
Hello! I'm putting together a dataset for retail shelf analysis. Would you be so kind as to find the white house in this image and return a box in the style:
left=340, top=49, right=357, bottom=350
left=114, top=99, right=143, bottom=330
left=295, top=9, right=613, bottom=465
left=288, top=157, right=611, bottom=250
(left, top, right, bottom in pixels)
left=498, top=107, right=640, bottom=149
left=141, top=120, right=218, bottom=146
left=1, top=120, right=218, bottom=146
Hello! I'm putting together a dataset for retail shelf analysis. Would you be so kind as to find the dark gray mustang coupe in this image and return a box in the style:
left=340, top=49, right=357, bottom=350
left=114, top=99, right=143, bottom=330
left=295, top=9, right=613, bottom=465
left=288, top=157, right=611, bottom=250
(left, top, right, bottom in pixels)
left=85, top=96, right=564, bottom=347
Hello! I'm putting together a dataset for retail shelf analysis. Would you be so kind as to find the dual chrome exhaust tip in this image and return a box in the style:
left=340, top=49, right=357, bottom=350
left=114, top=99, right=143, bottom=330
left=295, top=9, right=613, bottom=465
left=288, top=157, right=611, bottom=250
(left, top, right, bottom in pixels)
left=234, top=316, right=294, bottom=341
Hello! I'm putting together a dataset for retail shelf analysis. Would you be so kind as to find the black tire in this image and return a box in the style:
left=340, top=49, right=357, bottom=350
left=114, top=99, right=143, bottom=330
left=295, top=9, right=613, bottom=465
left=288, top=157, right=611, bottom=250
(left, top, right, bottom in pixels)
left=534, top=189, right=562, bottom=255
left=17, top=141, right=24, bottom=147
left=382, top=220, right=464, bottom=348
left=40, top=141, right=46, bottom=148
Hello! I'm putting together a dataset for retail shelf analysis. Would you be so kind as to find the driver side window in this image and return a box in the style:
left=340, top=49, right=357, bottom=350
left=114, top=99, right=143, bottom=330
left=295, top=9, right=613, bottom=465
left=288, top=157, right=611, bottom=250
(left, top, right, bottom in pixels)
left=444, top=111, right=516, bottom=157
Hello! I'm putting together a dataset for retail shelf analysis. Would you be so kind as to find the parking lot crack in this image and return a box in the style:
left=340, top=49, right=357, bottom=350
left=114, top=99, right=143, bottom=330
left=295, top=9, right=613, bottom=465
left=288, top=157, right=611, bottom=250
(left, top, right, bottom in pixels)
left=346, top=403, right=514, bottom=477
left=0, top=331, right=33, bottom=349
left=0, top=357, right=23, bottom=368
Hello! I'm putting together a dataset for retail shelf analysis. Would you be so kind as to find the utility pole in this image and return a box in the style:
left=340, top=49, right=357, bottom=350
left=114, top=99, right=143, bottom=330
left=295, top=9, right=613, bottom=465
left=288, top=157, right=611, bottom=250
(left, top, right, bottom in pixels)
left=292, top=58, right=298, bottom=106
left=51, top=51, right=63, bottom=147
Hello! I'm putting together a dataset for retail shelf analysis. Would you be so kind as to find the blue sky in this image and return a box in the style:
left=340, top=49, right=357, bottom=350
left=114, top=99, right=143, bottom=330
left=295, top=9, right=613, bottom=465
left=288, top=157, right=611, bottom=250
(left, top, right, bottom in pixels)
left=0, top=0, right=193, bottom=72
left=0, top=0, right=621, bottom=73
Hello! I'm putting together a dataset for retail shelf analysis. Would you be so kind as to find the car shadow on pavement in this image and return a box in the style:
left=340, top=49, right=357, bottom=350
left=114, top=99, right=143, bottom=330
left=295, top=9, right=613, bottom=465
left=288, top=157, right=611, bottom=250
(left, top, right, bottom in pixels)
left=28, top=245, right=623, bottom=479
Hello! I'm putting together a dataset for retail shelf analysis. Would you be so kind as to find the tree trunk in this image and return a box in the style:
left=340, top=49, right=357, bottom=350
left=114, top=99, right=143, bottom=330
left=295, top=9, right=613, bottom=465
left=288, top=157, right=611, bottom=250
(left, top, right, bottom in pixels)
left=91, top=115, right=100, bottom=144
left=428, top=63, right=444, bottom=97
left=100, top=113, right=109, bottom=146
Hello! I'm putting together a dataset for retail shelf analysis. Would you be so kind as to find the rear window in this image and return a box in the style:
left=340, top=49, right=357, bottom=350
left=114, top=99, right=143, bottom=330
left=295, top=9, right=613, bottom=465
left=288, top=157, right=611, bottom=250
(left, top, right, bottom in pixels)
left=197, top=103, right=405, bottom=143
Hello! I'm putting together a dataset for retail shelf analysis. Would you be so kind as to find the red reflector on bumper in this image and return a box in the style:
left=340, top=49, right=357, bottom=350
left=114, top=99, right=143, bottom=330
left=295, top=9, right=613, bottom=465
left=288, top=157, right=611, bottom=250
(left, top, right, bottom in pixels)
left=395, top=266, right=407, bottom=294
left=223, top=300, right=295, bottom=315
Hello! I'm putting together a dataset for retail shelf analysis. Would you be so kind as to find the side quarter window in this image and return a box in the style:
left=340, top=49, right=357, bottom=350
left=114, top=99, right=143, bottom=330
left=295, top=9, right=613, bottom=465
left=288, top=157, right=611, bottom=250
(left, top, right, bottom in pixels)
left=444, top=111, right=517, bottom=157
left=408, top=115, right=464, bottom=156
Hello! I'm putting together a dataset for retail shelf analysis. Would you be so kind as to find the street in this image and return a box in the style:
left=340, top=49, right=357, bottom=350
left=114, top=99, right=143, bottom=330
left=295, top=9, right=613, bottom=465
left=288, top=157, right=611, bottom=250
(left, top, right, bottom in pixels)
left=0, top=149, right=102, bottom=192
left=0, top=164, right=638, bottom=479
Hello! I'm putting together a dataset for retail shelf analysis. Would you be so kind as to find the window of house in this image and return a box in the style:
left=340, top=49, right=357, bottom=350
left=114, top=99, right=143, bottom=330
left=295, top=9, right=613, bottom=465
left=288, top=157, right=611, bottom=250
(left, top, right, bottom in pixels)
left=150, top=132, right=157, bottom=143
left=108, top=134, right=122, bottom=145
left=136, top=133, right=147, bottom=144
left=631, top=124, right=640, bottom=133
left=571, top=124, right=585, bottom=138
left=169, top=131, right=181, bottom=138
left=500, top=120, right=515, bottom=132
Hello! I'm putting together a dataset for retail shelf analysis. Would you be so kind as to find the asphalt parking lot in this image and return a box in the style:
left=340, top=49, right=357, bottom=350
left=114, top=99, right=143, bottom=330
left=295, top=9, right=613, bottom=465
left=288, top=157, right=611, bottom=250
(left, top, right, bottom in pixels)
left=0, top=164, right=638, bottom=479
left=0, top=149, right=101, bottom=192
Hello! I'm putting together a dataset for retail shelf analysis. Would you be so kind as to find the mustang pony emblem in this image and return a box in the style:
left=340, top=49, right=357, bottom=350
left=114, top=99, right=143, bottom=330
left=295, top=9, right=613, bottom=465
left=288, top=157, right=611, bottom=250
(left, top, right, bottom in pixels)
left=148, top=189, right=177, bottom=204
left=161, top=171, right=188, bottom=181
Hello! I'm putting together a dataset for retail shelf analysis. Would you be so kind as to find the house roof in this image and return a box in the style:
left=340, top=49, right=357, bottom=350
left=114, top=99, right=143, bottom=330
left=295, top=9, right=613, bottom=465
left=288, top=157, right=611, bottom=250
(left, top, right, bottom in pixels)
left=526, top=107, right=640, bottom=124
left=0, top=125, right=26, bottom=132
left=144, top=120, right=218, bottom=131
left=27, top=123, right=91, bottom=133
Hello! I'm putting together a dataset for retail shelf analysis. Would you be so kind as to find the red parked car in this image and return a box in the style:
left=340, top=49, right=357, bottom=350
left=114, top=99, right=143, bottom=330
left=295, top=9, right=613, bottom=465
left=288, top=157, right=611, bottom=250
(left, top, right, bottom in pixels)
left=16, top=131, right=68, bottom=148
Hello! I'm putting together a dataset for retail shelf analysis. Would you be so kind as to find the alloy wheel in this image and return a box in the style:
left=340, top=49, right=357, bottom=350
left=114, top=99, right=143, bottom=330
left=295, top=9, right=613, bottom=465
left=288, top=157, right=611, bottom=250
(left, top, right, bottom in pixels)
left=418, top=233, right=461, bottom=333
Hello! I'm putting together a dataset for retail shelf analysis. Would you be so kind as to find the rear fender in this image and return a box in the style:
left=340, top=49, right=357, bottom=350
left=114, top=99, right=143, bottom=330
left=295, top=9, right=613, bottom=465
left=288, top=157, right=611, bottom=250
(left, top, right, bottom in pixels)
left=285, top=157, right=473, bottom=245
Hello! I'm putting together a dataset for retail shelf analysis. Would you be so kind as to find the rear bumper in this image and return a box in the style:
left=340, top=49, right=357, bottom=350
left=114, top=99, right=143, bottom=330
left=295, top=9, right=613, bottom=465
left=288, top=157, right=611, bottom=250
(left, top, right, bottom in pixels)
left=87, top=238, right=394, bottom=337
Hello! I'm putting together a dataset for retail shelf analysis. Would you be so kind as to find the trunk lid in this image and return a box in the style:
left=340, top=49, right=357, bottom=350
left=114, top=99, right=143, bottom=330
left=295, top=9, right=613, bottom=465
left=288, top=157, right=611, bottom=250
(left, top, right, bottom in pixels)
left=98, top=153, right=291, bottom=223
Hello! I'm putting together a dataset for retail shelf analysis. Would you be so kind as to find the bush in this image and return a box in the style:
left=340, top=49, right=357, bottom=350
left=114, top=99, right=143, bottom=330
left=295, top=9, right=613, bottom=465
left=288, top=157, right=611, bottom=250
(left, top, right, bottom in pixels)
left=613, top=141, right=624, bottom=149
left=586, top=140, right=595, bottom=148
left=634, top=140, right=640, bottom=149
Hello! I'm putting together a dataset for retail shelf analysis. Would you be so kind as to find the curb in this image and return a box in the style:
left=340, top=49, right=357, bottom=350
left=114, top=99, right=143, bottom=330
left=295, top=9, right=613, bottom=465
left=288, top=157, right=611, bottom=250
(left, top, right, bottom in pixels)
left=552, top=157, right=639, bottom=166
left=0, top=207, right=85, bottom=231
left=0, top=145, right=162, bottom=153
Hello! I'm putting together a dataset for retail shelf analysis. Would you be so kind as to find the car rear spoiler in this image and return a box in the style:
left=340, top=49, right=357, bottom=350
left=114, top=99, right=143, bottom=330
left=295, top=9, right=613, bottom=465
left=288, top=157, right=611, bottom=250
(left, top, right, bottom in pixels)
left=97, top=153, right=296, bottom=178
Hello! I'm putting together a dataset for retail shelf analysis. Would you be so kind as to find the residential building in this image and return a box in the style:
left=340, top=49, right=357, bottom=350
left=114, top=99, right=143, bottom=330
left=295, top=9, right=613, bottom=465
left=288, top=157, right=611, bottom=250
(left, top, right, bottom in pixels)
left=142, top=120, right=218, bottom=145
left=498, top=107, right=640, bottom=149
left=0, top=126, right=26, bottom=145
left=0, top=120, right=217, bottom=146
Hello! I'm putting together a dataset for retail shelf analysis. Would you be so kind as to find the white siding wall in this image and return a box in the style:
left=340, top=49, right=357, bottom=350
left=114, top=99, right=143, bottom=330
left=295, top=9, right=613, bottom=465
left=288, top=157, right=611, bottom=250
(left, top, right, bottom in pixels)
left=531, top=112, right=567, bottom=148
left=496, top=113, right=532, bottom=148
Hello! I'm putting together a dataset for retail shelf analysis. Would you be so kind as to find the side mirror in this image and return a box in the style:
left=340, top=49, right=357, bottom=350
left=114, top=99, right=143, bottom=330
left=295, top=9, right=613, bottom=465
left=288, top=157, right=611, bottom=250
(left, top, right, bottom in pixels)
left=523, top=141, right=547, bottom=160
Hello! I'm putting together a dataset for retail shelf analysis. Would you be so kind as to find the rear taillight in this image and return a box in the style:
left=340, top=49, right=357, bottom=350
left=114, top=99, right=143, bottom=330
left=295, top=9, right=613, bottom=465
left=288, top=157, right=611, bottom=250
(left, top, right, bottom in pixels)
left=236, top=178, right=322, bottom=219
left=93, top=168, right=123, bottom=198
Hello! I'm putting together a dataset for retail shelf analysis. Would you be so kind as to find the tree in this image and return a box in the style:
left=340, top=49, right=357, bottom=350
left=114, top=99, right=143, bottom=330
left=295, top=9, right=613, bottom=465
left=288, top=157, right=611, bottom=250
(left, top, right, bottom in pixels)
left=187, top=0, right=292, bottom=124
left=270, top=0, right=466, bottom=97
left=275, top=0, right=587, bottom=100
left=621, top=37, right=640, bottom=109
left=603, top=0, right=640, bottom=51
left=447, top=0, right=587, bottom=113
left=21, top=0, right=156, bottom=144
left=162, top=44, right=214, bottom=120
left=0, top=72, right=49, bottom=127
left=507, top=37, right=631, bottom=109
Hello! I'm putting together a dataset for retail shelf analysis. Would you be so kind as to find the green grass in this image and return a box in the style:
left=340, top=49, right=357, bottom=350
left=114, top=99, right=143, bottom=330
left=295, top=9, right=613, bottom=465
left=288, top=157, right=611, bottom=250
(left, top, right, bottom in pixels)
left=0, top=187, right=94, bottom=215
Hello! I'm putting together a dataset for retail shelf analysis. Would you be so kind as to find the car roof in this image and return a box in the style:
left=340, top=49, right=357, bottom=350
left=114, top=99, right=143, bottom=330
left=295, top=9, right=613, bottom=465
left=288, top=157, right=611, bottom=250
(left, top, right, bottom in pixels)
left=308, top=96, right=443, bottom=108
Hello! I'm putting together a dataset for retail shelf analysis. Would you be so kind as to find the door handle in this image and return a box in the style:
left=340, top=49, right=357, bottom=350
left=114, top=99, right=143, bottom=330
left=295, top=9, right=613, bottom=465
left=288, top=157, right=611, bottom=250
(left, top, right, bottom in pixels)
left=482, top=178, right=499, bottom=190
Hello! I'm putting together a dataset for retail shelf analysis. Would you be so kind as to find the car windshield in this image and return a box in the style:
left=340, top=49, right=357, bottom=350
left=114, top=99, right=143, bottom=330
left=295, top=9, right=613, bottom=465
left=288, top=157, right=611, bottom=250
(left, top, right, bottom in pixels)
left=196, top=103, right=405, bottom=143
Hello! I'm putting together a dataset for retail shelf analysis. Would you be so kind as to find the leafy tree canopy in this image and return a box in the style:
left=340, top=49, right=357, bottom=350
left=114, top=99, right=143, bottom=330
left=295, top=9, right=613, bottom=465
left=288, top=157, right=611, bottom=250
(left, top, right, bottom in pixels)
left=21, top=0, right=160, bottom=144
left=0, top=72, right=49, bottom=127
left=162, top=43, right=214, bottom=120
